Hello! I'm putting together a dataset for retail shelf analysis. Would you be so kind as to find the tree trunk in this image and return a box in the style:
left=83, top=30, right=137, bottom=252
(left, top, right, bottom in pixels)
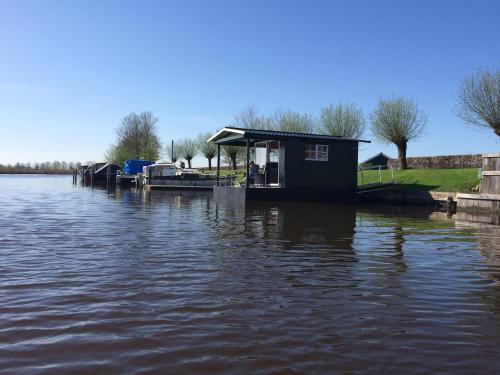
left=208, top=158, right=212, bottom=170
left=396, top=142, right=408, bottom=170
left=231, top=156, right=237, bottom=170
left=187, top=159, right=192, bottom=168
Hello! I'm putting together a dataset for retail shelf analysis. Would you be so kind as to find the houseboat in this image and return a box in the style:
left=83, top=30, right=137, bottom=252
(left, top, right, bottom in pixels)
left=208, top=127, right=370, bottom=203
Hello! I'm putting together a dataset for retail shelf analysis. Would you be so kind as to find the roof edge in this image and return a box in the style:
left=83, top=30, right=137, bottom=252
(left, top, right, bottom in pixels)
left=209, top=126, right=370, bottom=143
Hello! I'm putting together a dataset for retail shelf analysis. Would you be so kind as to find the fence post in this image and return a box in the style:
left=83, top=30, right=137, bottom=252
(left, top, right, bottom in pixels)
left=379, top=165, right=382, bottom=183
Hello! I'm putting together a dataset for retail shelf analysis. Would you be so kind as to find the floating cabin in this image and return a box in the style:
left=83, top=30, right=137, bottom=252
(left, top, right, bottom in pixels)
left=208, top=127, right=370, bottom=203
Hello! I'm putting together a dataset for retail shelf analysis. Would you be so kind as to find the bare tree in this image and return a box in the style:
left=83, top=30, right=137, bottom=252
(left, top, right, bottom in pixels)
left=371, top=96, right=427, bottom=169
left=272, top=110, right=316, bottom=133
left=222, top=145, right=243, bottom=170
left=106, top=111, right=161, bottom=164
left=197, top=132, right=217, bottom=170
left=178, top=138, right=198, bottom=168
left=456, top=68, right=500, bottom=136
left=163, top=141, right=180, bottom=163
left=319, top=103, right=365, bottom=138
left=233, top=106, right=272, bottom=130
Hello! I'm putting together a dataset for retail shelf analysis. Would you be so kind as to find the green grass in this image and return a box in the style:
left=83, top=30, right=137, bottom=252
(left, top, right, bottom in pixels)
left=358, top=168, right=481, bottom=193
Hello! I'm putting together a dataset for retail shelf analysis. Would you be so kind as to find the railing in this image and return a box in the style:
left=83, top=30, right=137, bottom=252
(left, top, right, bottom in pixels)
left=358, top=165, right=395, bottom=187
left=213, top=174, right=239, bottom=187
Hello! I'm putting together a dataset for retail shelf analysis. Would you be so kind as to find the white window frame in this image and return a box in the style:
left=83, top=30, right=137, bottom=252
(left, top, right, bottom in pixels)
left=305, top=144, right=329, bottom=161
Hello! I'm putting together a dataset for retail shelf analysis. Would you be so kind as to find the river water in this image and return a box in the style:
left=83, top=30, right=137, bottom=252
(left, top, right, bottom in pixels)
left=1, top=175, right=500, bottom=374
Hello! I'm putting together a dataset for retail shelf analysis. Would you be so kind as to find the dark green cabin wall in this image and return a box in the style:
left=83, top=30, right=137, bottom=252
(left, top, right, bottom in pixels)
left=284, top=139, right=358, bottom=190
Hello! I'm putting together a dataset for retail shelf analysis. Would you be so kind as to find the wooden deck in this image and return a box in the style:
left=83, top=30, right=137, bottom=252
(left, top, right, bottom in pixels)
left=146, top=184, right=213, bottom=191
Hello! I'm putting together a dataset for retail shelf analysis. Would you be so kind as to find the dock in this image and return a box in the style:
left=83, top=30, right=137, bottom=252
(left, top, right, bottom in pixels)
left=146, top=184, right=213, bottom=190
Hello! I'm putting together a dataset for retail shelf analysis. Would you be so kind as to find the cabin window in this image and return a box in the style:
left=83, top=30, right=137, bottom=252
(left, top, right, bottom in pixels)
left=304, top=144, right=328, bottom=161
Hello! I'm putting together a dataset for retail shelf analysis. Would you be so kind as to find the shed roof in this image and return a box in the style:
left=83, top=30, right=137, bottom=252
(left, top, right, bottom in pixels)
left=361, top=152, right=392, bottom=164
left=208, top=127, right=371, bottom=145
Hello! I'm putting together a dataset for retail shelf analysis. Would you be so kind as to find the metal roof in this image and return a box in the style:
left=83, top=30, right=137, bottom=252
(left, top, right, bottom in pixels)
left=207, top=127, right=371, bottom=144
left=361, top=152, right=392, bottom=164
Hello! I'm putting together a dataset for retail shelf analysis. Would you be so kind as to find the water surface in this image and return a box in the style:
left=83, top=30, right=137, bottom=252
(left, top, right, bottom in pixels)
left=1, top=175, right=500, bottom=374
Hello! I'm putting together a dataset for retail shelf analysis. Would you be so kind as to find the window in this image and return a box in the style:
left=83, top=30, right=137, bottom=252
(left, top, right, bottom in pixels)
left=305, top=144, right=328, bottom=161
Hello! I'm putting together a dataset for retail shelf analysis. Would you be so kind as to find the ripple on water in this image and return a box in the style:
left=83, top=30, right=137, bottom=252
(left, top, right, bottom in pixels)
left=0, top=175, right=500, bottom=374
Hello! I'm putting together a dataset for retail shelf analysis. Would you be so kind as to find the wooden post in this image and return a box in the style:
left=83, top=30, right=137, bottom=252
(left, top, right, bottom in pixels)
left=245, top=138, right=250, bottom=189
left=216, top=144, right=220, bottom=186
left=106, top=163, right=111, bottom=190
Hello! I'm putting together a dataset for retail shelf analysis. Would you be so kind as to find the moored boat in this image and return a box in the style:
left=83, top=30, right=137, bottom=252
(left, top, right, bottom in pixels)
left=142, top=163, right=233, bottom=189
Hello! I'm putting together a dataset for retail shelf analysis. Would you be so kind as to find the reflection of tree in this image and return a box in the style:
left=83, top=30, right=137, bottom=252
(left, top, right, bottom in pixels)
left=390, top=226, right=408, bottom=275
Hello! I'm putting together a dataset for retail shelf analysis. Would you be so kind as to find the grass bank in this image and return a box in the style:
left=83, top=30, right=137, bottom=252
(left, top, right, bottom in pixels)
left=359, top=168, right=480, bottom=193
left=201, top=167, right=481, bottom=193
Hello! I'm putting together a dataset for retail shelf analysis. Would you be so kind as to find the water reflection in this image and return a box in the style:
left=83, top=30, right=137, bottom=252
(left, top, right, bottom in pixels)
left=1, top=176, right=500, bottom=374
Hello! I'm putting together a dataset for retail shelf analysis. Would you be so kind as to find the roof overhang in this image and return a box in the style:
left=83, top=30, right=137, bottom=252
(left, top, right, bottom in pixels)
left=207, top=127, right=371, bottom=146
left=207, top=127, right=245, bottom=144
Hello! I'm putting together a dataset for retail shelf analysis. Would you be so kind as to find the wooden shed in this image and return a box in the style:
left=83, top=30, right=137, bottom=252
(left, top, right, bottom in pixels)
left=457, top=153, right=500, bottom=212
left=208, top=127, right=370, bottom=203
left=360, top=152, right=391, bottom=169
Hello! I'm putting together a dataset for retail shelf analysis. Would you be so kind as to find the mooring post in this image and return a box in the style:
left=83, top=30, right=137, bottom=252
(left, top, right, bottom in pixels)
left=446, top=196, right=455, bottom=215
left=245, top=139, right=250, bottom=189
left=216, top=144, right=220, bottom=186
left=106, top=163, right=111, bottom=191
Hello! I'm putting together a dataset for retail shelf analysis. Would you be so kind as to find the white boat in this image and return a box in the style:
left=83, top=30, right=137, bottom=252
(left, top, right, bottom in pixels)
left=141, top=163, right=233, bottom=189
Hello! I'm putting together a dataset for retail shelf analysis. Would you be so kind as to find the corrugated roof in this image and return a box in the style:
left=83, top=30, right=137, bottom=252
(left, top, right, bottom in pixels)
left=208, top=127, right=371, bottom=144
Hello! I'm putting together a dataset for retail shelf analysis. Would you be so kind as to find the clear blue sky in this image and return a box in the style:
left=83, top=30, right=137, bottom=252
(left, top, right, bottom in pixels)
left=0, top=0, right=499, bottom=166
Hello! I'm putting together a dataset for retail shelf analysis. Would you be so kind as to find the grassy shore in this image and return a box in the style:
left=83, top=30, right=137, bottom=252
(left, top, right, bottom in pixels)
left=202, top=167, right=481, bottom=193
left=359, top=168, right=480, bottom=192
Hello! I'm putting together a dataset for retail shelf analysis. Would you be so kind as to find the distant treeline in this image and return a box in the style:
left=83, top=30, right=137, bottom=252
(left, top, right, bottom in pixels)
left=0, top=161, right=82, bottom=174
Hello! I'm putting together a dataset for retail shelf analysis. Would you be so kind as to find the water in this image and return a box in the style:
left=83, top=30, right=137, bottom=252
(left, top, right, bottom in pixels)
left=1, top=175, right=500, bottom=374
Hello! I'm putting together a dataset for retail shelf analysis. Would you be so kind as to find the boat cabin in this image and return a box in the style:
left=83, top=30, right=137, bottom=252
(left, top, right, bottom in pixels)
left=208, top=127, right=370, bottom=203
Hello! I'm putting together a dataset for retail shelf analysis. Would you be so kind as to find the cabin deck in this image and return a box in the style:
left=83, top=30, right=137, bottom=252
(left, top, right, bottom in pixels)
left=146, top=184, right=213, bottom=191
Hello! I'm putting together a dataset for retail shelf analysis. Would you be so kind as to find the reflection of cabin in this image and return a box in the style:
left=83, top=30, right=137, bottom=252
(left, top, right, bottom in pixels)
left=360, top=153, right=390, bottom=169
left=208, top=127, right=370, bottom=203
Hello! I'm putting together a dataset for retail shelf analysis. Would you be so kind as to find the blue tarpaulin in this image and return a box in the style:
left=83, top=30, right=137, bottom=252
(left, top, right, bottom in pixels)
left=123, top=160, right=153, bottom=175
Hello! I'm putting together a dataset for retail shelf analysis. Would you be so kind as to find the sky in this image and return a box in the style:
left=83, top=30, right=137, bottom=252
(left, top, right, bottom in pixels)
left=0, top=0, right=499, bottom=166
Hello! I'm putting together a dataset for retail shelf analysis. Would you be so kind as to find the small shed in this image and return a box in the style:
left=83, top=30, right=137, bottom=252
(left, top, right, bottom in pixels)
left=360, top=152, right=391, bottom=169
left=208, top=127, right=370, bottom=203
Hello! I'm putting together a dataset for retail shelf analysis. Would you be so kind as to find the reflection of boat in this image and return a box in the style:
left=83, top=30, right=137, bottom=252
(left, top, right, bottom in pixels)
left=142, top=163, right=232, bottom=189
